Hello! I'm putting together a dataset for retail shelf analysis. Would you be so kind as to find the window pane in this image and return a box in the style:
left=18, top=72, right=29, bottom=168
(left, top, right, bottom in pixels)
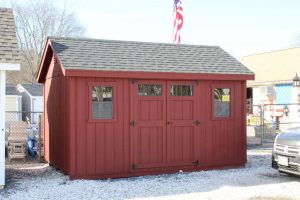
left=138, top=84, right=162, bottom=96
left=170, top=85, right=193, bottom=96
left=214, top=88, right=230, bottom=117
left=92, top=86, right=113, bottom=119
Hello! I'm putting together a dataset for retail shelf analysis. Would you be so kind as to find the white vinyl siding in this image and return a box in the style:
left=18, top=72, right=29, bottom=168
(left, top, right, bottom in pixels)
left=5, top=95, right=22, bottom=122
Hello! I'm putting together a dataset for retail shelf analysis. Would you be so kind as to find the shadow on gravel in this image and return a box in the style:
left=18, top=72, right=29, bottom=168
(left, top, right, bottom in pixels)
left=0, top=163, right=60, bottom=198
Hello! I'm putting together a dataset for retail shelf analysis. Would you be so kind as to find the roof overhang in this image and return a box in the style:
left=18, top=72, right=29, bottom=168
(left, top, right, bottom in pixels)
left=0, top=63, right=20, bottom=71
left=36, top=39, right=55, bottom=83
left=247, top=80, right=293, bottom=87
left=65, top=69, right=255, bottom=81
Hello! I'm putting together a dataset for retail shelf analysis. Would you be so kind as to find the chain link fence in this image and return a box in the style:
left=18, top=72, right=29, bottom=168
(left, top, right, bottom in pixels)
left=5, top=111, right=43, bottom=163
left=247, top=103, right=300, bottom=147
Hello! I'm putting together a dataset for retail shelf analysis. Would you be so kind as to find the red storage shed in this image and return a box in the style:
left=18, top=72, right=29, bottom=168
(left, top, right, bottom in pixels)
left=37, top=37, right=254, bottom=179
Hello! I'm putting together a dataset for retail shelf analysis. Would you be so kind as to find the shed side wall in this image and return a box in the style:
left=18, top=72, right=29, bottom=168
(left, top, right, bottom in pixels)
left=44, top=55, right=69, bottom=173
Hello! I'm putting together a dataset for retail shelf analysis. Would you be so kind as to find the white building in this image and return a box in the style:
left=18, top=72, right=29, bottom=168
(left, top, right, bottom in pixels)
left=0, top=8, right=21, bottom=189
left=5, top=84, right=22, bottom=122
left=16, top=83, right=43, bottom=123
left=241, top=48, right=300, bottom=130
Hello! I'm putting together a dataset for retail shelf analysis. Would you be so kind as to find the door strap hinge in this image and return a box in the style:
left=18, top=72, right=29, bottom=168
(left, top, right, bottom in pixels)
left=193, top=160, right=200, bottom=166
left=192, top=120, right=200, bottom=126
left=130, top=120, right=137, bottom=127
left=132, top=163, right=138, bottom=170
left=131, top=80, right=137, bottom=84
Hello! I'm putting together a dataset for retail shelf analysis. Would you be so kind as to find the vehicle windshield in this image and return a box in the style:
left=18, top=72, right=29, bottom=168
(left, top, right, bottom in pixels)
left=284, top=127, right=300, bottom=134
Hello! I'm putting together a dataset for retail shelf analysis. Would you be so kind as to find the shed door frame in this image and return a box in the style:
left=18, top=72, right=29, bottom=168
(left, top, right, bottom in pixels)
left=166, top=81, right=200, bottom=167
left=130, top=80, right=167, bottom=171
left=130, top=79, right=202, bottom=171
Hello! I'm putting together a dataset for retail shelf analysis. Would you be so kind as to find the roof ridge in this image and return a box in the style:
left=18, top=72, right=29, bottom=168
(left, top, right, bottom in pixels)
left=48, top=36, right=221, bottom=49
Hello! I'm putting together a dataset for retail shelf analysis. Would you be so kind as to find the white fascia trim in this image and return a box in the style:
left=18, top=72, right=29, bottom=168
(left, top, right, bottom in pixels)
left=17, top=84, right=33, bottom=98
left=0, top=63, right=20, bottom=71
left=247, top=80, right=293, bottom=87
left=5, top=95, right=22, bottom=97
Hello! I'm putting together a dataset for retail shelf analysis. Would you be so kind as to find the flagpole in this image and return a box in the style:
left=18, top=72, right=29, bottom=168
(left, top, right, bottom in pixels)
left=172, top=0, right=175, bottom=44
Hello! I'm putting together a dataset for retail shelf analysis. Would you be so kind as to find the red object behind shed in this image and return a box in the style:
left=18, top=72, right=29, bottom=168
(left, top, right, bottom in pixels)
left=37, top=37, right=254, bottom=179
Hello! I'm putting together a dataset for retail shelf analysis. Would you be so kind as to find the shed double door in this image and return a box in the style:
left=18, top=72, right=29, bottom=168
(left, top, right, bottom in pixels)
left=130, top=80, right=200, bottom=170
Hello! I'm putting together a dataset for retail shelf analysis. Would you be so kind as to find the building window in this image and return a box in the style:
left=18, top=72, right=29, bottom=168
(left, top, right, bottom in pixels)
left=170, top=84, right=193, bottom=96
left=92, top=86, right=113, bottom=119
left=138, top=84, right=162, bottom=96
left=214, top=88, right=230, bottom=117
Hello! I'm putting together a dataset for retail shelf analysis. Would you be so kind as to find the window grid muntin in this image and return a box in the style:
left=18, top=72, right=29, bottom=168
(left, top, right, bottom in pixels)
left=138, top=84, right=163, bottom=96
left=214, top=88, right=230, bottom=117
left=170, top=84, right=193, bottom=96
left=92, top=86, right=113, bottom=119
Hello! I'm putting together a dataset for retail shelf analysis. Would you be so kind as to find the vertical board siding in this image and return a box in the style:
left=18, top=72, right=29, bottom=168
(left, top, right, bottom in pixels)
left=203, top=80, right=246, bottom=167
left=123, top=80, right=130, bottom=173
left=115, top=79, right=125, bottom=172
left=241, top=81, right=247, bottom=164
left=68, top=77, right=76, bottom=175
left=71, top=77, right=127, bottom=176
left=86, top=123, right=96, bottom=175
left=95, top=123, right=105, bottom=173
left=44, top=79, right=50, bottom=163
left=44, top=75, right=66, bottom=171
left=76, top=78, right=87, bottom=176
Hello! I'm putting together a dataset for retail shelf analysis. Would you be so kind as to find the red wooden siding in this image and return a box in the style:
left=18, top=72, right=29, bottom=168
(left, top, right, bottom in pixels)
left=166, top=81, right=199, bottom=167
left=44, top=56, right=69, bottom=173
left=130, top=80, right=167, bottom=170
left=63, top=78, right=247, bottom=178
left=67, top=77, right=130, bottom=177
left=203, top=81, right=246, bottom=167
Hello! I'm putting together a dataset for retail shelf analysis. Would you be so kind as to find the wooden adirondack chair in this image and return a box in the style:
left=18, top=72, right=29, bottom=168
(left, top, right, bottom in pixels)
left=7, top=121, right=28, bottom=163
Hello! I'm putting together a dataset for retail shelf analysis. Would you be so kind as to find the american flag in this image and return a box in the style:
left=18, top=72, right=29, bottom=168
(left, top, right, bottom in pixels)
left=173, top=0, right=183, bottom=44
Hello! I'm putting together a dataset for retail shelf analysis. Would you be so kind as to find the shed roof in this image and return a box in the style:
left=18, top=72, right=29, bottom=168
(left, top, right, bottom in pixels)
left=49, top=37, right=253, bottom=75
left=6, top=84, right=20, bottom=95
left=20, top=83, right=43, bottom=96
left=0, top=8, right=20, bottom=64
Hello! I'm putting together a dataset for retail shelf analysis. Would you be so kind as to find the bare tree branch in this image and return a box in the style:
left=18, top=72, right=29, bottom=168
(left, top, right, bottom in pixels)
left=8, top=0, right=85, bottom=84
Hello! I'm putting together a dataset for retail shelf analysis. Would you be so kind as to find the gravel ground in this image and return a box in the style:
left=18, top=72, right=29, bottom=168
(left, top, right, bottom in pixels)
left=0, top=149, right=300, bottom=200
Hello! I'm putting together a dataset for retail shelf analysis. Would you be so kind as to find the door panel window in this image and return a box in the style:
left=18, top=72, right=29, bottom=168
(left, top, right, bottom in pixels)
left=170, top=85, right=193, bottom=96
left=138, top=84, right=162, bottom=96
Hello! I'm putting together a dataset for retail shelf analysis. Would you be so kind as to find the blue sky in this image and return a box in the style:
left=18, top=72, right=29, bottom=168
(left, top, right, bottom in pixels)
left=3, top=0, right=300, bottom=58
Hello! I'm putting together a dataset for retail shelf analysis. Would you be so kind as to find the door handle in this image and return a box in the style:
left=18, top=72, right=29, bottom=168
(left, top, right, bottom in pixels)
left=167, top=121, right=173, bottom=125
left=130, top=120, right=137, bottom=127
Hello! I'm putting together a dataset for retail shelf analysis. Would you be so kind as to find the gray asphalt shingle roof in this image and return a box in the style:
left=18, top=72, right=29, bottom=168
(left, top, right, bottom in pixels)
left=21, top=83, right=43, bottom=96
left=6, top=84, right=20, bottom=95
left=49, top=37, right=253, bottom=75
left=0, top=8, right=20, bottom=64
